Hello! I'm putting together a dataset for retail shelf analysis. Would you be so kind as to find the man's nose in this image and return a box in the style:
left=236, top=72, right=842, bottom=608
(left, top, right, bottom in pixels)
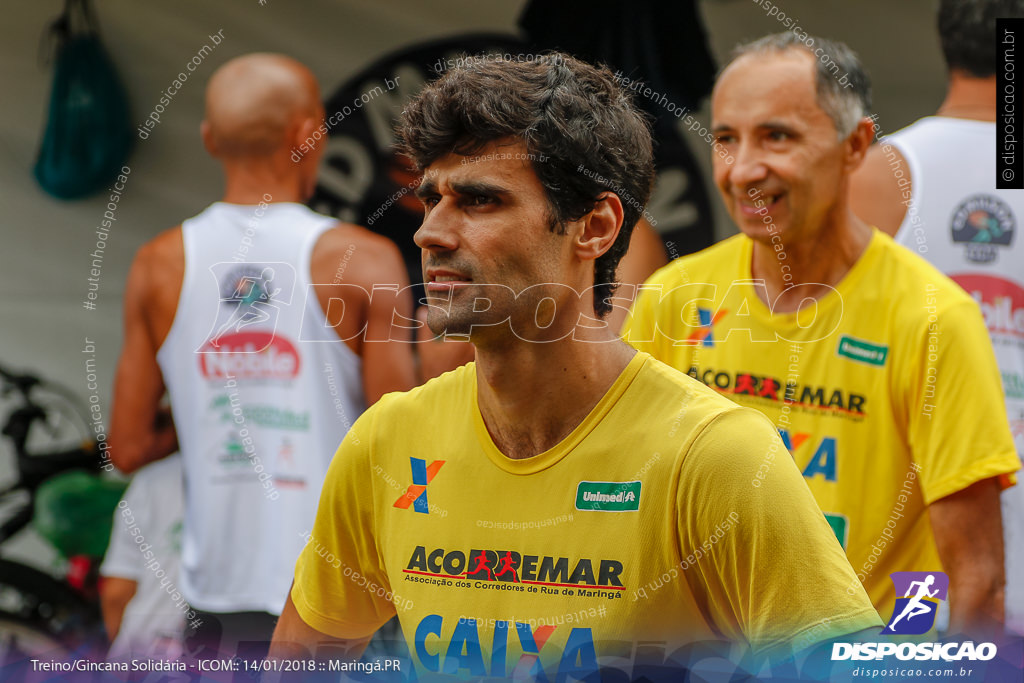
left=414, top=198, right=459, bottom=253
left=726, top=140, right=769, bottom=188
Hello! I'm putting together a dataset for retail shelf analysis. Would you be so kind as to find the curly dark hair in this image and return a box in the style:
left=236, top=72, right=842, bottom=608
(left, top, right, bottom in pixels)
left=396, top=51, right=655, bottom=318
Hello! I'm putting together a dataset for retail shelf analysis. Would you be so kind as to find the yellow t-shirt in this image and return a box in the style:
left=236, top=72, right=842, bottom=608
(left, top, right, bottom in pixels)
left=292, top=352, right=881, bottom=678
left=623, top=231, right=1020, bottom=620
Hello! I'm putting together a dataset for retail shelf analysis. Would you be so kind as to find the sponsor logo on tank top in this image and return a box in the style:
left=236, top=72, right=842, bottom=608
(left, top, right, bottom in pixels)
left=197, top=262, right=296, bottom=354
left=950, top=195, right=1015, bottom=264
left=198, top=331, right=301, bottom=380
left=272, top=438, right=307, bottom=489
left=951, top=273, right=1024, bottom=340
left=208, top=394, right=311, bottom=430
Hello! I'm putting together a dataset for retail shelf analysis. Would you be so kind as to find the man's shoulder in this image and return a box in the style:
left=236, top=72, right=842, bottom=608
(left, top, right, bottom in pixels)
left=315, top=221, right=392, bottom=251
left=883, top=116, right=934, bottom=145
left=135, top=451, right=183, bottom=482
left=636, top=353, right=724, bottom=400
left=870, top=232, right=977, bottom=315
left=364, top=362, right=476, bottom=427
left=631, top=353, right=770, bottom=438
left=137, top=224, right=184, bottom=262
left=312, top=223, right=405, bottom=286
left=314, top=223, right=401, bottom=261
left=642, top=235, right=745, bottom=293
left=130, top=226, right=185, bottom=306
left=126, top=453, right=184, bottom=517
left=889, top=116, right=993, bottom=147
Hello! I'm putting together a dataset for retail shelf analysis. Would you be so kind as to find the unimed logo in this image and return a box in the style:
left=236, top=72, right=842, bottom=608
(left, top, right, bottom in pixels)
left=836, top=334, right=888, bottom=367
left=575, top=481, right=641, bottom=511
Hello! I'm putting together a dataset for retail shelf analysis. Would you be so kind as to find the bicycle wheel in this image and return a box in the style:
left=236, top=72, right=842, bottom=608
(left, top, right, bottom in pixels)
left=0, top=383, right=92, bottom=476
left=24, top=382, right=94, bottom=454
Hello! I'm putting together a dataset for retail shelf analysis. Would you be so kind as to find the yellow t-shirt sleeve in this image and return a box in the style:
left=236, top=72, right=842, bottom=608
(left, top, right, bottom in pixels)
left=903, top=299, right=1020, bottom=504
left=291, top=406, right=396, bottom=639
left=677, top=408, right=882, bottom=653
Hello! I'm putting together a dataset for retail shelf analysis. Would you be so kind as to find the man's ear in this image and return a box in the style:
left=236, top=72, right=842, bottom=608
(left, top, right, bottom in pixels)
left=200, top=120, right=218, bottom=158
left=575, top=192, right=624, bottom=262
left=844, top=116, right=876, bottom=173
left=291, top=114, right=321, bottom=155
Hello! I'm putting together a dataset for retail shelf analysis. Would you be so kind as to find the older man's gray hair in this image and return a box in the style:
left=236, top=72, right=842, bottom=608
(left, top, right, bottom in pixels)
left=723, top=32, right=872, bottom=139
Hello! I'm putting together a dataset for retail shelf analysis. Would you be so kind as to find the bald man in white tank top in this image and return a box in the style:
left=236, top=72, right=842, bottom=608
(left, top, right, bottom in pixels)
left=108, top=54, right=416, bottom=656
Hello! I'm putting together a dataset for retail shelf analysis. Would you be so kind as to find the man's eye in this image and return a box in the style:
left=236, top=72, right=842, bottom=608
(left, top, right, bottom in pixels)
left=421, top=196, right=439, bottom=208
left=467, top=195, right=494, bottom=207
left=768, top=131, right=790, bottom=142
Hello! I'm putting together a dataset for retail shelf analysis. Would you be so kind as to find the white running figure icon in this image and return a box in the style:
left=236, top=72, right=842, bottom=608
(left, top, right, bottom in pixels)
left=887, top=574, right=939, bottom=629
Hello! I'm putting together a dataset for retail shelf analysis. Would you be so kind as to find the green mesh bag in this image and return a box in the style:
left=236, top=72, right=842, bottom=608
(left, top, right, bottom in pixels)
left=33, top=471, right=127, bottom=558
left=33, top=0, right=133, bottom=200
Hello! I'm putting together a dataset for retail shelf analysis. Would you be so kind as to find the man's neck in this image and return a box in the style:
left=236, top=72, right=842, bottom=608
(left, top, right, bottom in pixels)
left=473, top=326, right=636, bottom=460
left=750, top=209, right=873, bottom=312
left=220, top=161, right=308, bottom=205
left=936, top=72, right=996, bottom=122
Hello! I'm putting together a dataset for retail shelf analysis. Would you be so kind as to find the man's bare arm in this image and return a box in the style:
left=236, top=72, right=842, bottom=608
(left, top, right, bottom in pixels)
left=927, top=477, right=1006, bottom=637
left=99, top=576, right=137, bottom=641
left=269, top=592, right=370, bottom=660
left=849, top=143, right=910, bottom=237
left=109, top=242, right=179, bottom=474
left=313, top=227, right=417, bottom=404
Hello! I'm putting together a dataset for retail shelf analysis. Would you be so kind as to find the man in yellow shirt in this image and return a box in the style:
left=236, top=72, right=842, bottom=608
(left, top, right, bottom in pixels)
left=270, top=51, right=880, bottom=679
left=624, top=33, right=1019, bottom=638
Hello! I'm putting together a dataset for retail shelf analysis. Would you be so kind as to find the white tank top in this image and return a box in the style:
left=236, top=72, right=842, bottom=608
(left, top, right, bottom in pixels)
left=890, top=117, right=1024, bottom=635
left=157, top=202, right=365, bottom=614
